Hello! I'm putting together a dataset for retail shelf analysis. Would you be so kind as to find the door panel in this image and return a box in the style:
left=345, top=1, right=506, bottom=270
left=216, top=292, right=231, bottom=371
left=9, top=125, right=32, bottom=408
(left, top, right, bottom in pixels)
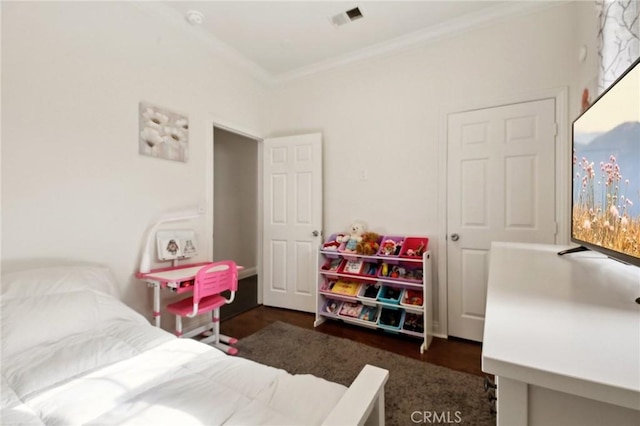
left=262, top=133, right=322, bottom=312
left=447, top=99, right=556, bottom=341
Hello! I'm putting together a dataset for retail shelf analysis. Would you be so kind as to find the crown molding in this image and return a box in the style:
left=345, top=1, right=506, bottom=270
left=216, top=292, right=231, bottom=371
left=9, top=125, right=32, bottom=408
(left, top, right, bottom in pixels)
left=273, top=1, right=569, bottom=84
left=137, top=1, right=569, bottom=87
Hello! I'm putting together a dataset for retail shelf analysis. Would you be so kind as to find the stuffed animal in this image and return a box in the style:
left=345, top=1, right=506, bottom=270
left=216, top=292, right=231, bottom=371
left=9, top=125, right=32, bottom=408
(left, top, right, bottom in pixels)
left=338, top=222, right=366, bottom=253
left=356, top=232, right=381, bottom=255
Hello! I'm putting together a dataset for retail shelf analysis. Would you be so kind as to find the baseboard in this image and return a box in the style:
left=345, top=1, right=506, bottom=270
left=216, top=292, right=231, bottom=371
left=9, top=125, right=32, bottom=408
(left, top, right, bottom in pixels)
left=239, top=266, right=257, bottom=280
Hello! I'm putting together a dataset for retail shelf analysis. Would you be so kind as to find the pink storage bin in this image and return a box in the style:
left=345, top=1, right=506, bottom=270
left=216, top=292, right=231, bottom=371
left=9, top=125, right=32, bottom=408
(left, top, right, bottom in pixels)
left=378, top=262, right=423, bottom=283
left=377, top=236, right=405, bottom=264
left=400, top=237, right=429, bottom=259
left=321, top=233, right=346, bottom=258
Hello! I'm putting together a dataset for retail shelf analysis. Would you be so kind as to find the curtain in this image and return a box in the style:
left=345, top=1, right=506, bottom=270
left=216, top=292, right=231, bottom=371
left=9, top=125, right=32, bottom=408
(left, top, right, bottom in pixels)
left=597, top=0, right=639, bottom=93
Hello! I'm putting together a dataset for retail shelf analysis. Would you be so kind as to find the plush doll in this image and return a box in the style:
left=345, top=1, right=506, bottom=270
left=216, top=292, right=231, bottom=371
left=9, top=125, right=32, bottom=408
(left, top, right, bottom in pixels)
left=356, top=232, right=381, bottom=255
left=338, top=222, right=366, bottom=253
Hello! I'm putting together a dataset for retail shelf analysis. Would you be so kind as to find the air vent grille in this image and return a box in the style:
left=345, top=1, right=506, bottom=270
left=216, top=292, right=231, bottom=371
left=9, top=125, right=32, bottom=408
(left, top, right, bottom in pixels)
left=331, top=6, right=364, bottom=27
left=346, top=7, right=363, bottom=21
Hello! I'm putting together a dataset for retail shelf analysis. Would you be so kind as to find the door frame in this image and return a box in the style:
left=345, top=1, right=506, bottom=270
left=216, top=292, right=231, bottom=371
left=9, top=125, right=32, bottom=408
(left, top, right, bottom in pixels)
left=437, top=87, right=569, bottom=337
left=205, top=114, right=264, bottom=304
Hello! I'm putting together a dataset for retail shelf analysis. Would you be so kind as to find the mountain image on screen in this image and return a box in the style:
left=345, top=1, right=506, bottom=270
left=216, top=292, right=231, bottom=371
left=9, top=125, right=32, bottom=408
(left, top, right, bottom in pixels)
left=573, top=121, right=640, bottom=258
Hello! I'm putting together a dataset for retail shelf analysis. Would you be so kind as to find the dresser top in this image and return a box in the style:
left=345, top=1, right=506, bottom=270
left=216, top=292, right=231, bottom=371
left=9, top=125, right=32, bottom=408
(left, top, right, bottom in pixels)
left=482, top=242, right=640, bottom=410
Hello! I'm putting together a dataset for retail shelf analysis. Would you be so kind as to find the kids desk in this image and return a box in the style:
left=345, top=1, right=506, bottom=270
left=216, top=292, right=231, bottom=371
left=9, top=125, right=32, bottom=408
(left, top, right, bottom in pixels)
left=136, top=262, right=243, bottom=327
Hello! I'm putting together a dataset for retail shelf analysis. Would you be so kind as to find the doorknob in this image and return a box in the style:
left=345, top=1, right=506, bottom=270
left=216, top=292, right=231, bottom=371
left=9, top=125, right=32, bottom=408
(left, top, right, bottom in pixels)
left=312, top=230, right=320, bottom=237
left=450, top=233, right=460, bottom=242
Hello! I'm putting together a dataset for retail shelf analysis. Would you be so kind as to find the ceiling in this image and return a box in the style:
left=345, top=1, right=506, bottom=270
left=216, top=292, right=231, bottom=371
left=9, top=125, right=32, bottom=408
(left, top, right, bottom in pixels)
left=160, top=1, right=550, bottom=82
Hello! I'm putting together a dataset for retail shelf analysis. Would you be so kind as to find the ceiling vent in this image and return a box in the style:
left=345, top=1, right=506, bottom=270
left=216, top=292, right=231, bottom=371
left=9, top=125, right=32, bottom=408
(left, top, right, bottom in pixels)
left=331, top=7, right=363, bottom=27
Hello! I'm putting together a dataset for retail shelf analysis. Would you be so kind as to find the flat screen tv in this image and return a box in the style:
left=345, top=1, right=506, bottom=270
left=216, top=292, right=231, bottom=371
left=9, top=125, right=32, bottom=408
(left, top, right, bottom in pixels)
left=563, top=57, right=640, bottom=267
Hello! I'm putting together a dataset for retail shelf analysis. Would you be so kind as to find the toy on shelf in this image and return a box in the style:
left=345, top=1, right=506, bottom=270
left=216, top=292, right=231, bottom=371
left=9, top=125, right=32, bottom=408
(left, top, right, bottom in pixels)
left=339, top=301, right=364, bottom=318
left=359, top=305, right=380, bottom=322
left=330, top=280, right=361, bottom=296
left=378, top=308, right=404, bottom=330
left=361, top=262, right=379, bottom=276
left=321, top=258, right=343, bottom=272
left=341, top=259, right=364, bottom=274
left=400, top=237, right=429, bottom=258
left=338, top=222, right=366, bottom=253
left=323, top=299, right=342, bottom=315
left=401, top=289, right=424, bottom=307
left=356, top=232, right=381, bottom=255
left=379, top=263, right=423, bottom=282
left=378, top=286, right=402, bottom=304
left=378, top=236, right=404, bottom=257
left=403, top=313, right=424, bottom=333
left=322, top=233, right=346, bottom=252
left=358, top=283, right=382, bottom=300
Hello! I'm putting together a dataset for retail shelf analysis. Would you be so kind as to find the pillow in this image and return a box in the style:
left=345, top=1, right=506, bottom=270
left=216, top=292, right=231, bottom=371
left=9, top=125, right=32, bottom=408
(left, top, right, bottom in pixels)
left=1, top=265, right=120, bottom=299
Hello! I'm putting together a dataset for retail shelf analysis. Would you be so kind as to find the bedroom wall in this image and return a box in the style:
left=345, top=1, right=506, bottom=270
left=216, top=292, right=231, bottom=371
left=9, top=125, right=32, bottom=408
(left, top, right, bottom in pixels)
left=268, top=1, right=597, bottom=333
left=1, top=2, right=269, bottom=315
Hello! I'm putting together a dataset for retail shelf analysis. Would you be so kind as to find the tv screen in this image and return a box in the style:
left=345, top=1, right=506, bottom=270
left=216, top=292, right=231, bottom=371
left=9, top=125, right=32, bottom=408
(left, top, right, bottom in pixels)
left=571, top=57, right=640, bottom=266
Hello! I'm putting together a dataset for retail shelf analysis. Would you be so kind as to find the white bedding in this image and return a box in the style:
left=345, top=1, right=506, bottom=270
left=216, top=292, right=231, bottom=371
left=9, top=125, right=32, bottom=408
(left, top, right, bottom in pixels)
left=1, top=266, right=346, bottom=425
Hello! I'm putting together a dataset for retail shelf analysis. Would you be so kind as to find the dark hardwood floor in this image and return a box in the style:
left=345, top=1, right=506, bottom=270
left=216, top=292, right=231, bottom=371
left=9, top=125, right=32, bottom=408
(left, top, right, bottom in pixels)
left=221, top=305, right=485, bottom=377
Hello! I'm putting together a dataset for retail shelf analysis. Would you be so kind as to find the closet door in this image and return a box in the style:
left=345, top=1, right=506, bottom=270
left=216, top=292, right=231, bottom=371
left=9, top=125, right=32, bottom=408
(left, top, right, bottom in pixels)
left=447, top=99, right=557, bottom=341
left=262, top=133, right=323, bottom=312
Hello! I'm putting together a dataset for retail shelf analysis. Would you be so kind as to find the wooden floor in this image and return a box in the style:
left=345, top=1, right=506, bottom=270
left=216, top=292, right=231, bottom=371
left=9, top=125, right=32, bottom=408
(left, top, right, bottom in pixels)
left=221, top=305, right=485, bottom=377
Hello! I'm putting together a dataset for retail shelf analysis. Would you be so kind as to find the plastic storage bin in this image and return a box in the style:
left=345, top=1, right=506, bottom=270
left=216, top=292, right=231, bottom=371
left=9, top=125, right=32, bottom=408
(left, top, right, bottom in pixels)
left=377, top=307, right=404, bottom=332
left=378, top=262, right=423, bottom=283
left=338, top=258, right=364, bottom=275
left=321, top=233, right=346, bottom=258
left=400, top=288, right=424, bottom=308
left=360, top=262, right=379, bottom=277
left=377, top=286, right=402, bottom=304
left=357, top=283, right=382, bottom=302
left=338, top=301, right=364, bottom=318
left=329, top=280, right=361, bottom=297
left=319, top=279, right=337, bottom=293
left=322, top=299, right=342, bottom=316
left=402, top=312, right=424, bottom=333
left=400, top=237, right=429, bottom=259
left=377, top=236, right=405, bottom=258
left=320, top=257, right=343, bottom=273
left=358, top=305, right=380, bottom=323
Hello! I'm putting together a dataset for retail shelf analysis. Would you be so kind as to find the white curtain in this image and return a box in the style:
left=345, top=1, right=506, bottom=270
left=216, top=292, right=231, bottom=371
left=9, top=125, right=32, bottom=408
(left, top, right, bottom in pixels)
left=597, top=0, right=639, bottom=93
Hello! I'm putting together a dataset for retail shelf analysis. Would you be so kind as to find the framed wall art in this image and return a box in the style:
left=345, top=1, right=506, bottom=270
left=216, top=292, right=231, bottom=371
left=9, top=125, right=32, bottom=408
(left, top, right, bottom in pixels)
left=139, top=102, right=189, bottom=162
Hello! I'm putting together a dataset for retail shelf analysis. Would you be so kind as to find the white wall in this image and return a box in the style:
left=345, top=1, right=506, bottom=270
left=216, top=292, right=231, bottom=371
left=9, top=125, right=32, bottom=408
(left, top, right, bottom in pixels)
left=213, top=128, right=258, bottom=272
left=268, top=1, right=598, bottom=334
left=2, top=1, right=600, bottom=333
left=1, top=2, right=269, bottom=315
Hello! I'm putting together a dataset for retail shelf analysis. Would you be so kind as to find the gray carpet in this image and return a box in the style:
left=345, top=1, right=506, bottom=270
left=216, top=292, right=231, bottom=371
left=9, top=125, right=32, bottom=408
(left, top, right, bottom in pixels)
left=235, top=321, right=495, bottom=426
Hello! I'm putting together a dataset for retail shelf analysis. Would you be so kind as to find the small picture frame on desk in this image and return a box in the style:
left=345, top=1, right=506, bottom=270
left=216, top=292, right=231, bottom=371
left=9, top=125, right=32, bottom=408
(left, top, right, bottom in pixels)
left=156, top=230, right=198, bottom=261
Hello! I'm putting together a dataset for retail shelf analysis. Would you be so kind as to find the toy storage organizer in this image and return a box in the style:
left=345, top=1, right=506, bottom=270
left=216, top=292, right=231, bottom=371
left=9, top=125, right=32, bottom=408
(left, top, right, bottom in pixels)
left=314, top=234, right=433, bottom=354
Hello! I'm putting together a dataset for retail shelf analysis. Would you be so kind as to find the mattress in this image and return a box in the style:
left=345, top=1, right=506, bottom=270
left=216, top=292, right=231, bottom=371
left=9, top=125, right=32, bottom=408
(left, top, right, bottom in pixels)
left=1, top=266, right=346, bottom=425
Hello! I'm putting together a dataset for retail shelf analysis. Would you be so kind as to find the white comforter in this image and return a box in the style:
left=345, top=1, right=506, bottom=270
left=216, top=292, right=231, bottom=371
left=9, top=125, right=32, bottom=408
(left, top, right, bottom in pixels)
left=1, top=266, right=346, bottom=425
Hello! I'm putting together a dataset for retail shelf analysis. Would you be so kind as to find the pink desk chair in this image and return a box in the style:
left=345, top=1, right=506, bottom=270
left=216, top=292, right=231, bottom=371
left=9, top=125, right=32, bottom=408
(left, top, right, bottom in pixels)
left=166, top=260, right=239, bottom=355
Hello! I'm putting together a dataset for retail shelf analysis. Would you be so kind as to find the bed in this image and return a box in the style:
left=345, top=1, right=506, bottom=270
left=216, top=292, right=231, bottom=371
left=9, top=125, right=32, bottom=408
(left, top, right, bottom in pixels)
left=1, top=266, right=388, bottom=425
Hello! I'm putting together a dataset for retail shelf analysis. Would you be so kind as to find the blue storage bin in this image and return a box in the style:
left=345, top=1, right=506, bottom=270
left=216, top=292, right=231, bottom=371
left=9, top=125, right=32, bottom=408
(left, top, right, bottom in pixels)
left=377, top=286, right=402, bottom=304
left=377, top=307, right=404, bottom=332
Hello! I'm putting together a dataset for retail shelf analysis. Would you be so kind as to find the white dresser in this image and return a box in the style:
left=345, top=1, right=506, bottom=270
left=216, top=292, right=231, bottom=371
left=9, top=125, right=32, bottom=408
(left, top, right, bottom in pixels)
left=482, top=242, right=640, bottom=425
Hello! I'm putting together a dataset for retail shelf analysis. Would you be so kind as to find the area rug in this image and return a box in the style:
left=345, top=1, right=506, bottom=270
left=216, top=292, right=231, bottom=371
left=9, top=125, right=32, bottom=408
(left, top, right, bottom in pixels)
left=235, top=321, right=495, bottom=426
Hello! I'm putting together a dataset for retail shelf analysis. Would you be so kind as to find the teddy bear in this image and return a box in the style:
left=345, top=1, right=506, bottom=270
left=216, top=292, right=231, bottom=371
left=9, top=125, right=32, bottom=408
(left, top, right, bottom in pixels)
left=338, top=222, right=365, bottom=253
left=356, top=231, right=381, bottom=255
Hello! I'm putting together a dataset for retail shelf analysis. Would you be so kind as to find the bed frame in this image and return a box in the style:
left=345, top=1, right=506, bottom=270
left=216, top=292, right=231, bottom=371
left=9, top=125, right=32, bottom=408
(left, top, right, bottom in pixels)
left=323, top=364, right=389, bottom=426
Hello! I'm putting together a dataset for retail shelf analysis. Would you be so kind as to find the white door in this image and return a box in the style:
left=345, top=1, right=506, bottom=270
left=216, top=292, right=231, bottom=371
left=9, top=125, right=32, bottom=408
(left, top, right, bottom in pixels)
left=447, top=99, right=557, bottom=341
left=262, top=133, right=323, bottom=312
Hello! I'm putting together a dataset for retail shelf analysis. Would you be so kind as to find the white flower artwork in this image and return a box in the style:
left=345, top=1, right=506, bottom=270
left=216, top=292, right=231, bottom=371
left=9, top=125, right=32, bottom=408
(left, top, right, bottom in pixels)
left=139, top=102, right=189, bottom=162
